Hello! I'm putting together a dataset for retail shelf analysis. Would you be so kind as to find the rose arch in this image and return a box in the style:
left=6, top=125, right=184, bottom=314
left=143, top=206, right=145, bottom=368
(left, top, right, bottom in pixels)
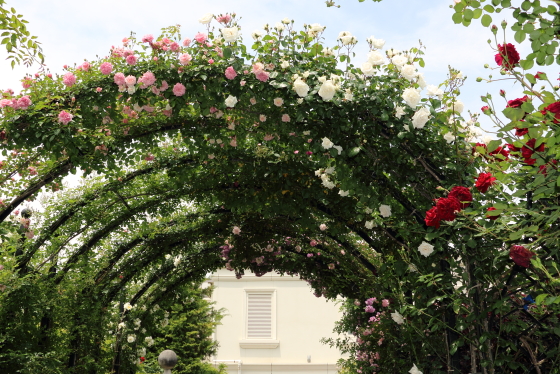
left=0, top=12, right=559, bottom=374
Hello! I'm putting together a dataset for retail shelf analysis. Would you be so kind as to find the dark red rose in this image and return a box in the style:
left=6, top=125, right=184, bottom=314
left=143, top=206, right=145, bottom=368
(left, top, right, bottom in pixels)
left=507, top=143, right=520, bottom=152
left=448, top=186, right=472, bottom=209
left=538, top=160, right=558, bottom=175
left=535, top=71, right=545, bottom=79
left=425, top=206, right=441, bottom=229
left=475, top=172, right=496, bottom=193
left=495, top=43, right=520, bottom=70
left=541, top=102, right=560, bottom=123
left=435, top=197, right=461, bottom=222
left=515, top=126, right=529, bottom=137
left=524, top=157, right=537, bottom=166
left=509, top=245, right=535, bottom=268
left=489, top=146, right=510, bottom=160
left=481, top=106, right=491, bottom=114
left=140, top=356, right=145, bottom=363
left=507, top=95, right=528, bottom=108
left=486, top=207, right=499, bottom=220
left=521, top=138, right=545, bottom=162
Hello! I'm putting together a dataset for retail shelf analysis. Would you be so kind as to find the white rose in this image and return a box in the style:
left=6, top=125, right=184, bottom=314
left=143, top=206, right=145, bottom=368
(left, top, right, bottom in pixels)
left=426, top=84, right=443, bottom=98
left=221, top=27, right=239, bottom=43
left=293, top=78, right=310, bottom=97
left=395, top=106, right=406, bottom=119
left=409, top=364, right=423, bottom=374
left=418, top=241, right=434, bottom=257
left=344, top=88, right=353, bottom=101
left=379, top=204, right=391, bottom=217
left=452, top=100, right=464, bottom=113
left=282, top=17, right=291, bottom=24
left=199, top=13, right=213, bottom=24
left=391, top=311, right=404, bottom=324
left=318, top=80, right=336, bottom=101
left=361, top=61, right=376, bottom=76
left=391, top=55, right=408, bottom=68
left=225, top=95, right=238, bottom=108
left=339, top=190, right=349, bottom=197
left=275, top=22, right=285, bottom=31
left=280, top=60, right=290, bottom=69
left=372, top=38, right=385, bottom=49
left=338, top=31, right=354, bottom=45
left=252, top=30, right=264, bottom=40
left=365, top=220, right=375, bottom=229
left=417, top=73, right=427, bottom=89
left=333, top=145, right=342, bottom=155
left=387, top=48, right=399, bottom=58
left=367, top=51, right=385, bottom=66
left=401, top=65, right=417, bottom=81
left=412, top=107, right=431, bottom=129
left=444, top=132, right=456, bottom=143
left=322, top=137, right=334, bottom=149
left=127, top=335, right=136, bottom=343
left=322, top=47, right=335, bottom=56
left=310, top=23, right=324, bottom=32
left=402, top=87, right=421, bottom=108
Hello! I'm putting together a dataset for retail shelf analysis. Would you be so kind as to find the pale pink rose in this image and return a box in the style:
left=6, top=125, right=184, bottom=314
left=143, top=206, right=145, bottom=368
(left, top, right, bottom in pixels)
left=1, top=99, right=12, bottom=108
left=151, top=86, right=160, bottom=95
left=240, top=80, right=246, bottom=86
left=22, top=78, right=32, bottom=89
left=209, top=107, right=218, bottom=114
left=58, top=110, right=73, bottom=125
left=250, top=98, right=257, bottom=105
left=145, top=154, right=155, bottom=161
left=17, top=96, right=32, bottom=110
left=153, top=56, right=158, bottom=61
left=139, top=71, right=156, bottom=87
left=100, top=62, right=113, bottom=75
left=232, top=226, right=241, bottom=235
left=264, top=134, right=274, bottom=141
left=194, top=32, right=207, bottom=43
left=170, top=42, right=180, bottom=51
left=124, top=75, right=136, bottom=87
left=310, top=240, right=318, bottom=247
left=160, top=81, right=169, bottom=91
left=255, top=70, right=270, bottom=82
left=173, top=83, right=186, bottom=96
left=63, top=72, right=76, bottom=87
left=216, top=14, right=231, bottom=23
left=259, top=115, right=267, bottom=122
left=122, top=37, right=129, bottom=44
left=126, top=55, right=137, bottom=65
left=28, top=166, right=37, bottom=175
left=96, top=87, right=102, bottom=92
left=182, top=38, right=191, bottom=46
left=252, top=62, right=264, bottom=73
left=179, top=53, right=192, bottom=65
left=328, top=263, right=335, bottom=269
left=80, top=61, right=90, bottom=71
left=294, top=150, right=299, bottom=154
left=208, top=59, right=214, bottom=64
left=281, top=114, right=290, bottom=122
left=225, top=66, right=237, bottom=80
left=142, top=34, right=154, bottom=43
left=25, top=230, right=34, bottom=239
left=114, top=72, right=126, bottom=86
left=319, top=224, right=327, bottom=231
left=274, top=98, right=284, bottom=106
left=230, top=137, right=237, bottom=147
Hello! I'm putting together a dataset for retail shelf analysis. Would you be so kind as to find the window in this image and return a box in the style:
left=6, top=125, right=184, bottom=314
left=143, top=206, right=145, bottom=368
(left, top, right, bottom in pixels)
left=240, top=289, right=279, bottom=348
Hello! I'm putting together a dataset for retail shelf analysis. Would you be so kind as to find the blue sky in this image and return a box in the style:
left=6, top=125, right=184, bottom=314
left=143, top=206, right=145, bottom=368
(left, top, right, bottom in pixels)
left=0, top=0, right=535, bottom=131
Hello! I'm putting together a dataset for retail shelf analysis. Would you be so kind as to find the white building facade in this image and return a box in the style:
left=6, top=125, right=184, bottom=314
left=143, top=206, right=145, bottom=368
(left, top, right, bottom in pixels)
left=207, top=269, right=347, bottom=374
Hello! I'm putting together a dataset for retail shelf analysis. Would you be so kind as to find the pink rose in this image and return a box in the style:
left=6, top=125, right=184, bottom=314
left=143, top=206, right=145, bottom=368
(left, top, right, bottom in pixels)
left=281, top=114, right=290, bottom=122
left=173, top=83, right=186, bottom=96
left=160, top=81, right=169, bottom=91
left=100, top=62, right=113, bottom=75
left=58, top=110, right=73, bottom=125
left=179, top=53, right=192, bottom=65
left=142, top=34, right=154, bottom=43
left=170, top=42, right=180, bottom=52
left=225, top=66, right=237, bottom=80
left=124, top=75, right=136, bottom=87
left=17, top=96, right=32, bottom=110
left=255, top=70, right=270, bottom=82
left=126, top=55, right=137, bottom=65
left=208, top=59, right=214, bottom=64
left=182, top=38, right=191, bottom=46
left=138, top=71, right=156, bottom=87
left=62, top=72, right=76, bottom=87
left=80, top=61, right=90, bottom=71
left=114, top=73, right=126, bottom=86
left=194, top=32, right=207, bottom=43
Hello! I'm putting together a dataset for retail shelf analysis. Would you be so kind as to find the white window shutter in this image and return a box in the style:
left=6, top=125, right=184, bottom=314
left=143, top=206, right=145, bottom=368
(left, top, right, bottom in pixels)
left=247, top=293, right=272, bottom=338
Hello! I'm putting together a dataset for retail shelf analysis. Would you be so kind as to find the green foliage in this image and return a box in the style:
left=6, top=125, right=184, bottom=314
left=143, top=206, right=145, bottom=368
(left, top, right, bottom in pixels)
left=0, top=0, right=43, bottom=67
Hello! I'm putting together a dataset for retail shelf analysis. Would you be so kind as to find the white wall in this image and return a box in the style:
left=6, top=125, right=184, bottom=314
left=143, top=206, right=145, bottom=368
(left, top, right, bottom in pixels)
left=208, top=269, right=346, bottom=374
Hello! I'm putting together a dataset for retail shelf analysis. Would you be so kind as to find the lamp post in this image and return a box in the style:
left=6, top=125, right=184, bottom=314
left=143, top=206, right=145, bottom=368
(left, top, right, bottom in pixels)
left=158, top=349, right=178, bottom=374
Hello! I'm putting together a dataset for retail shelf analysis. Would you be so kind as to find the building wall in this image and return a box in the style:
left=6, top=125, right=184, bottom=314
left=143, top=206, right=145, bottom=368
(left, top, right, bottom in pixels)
left=207, top=269, right=346, bottom=374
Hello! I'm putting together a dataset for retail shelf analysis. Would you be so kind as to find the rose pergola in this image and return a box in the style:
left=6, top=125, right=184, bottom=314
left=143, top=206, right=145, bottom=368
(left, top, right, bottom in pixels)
left=0, top=8, right=559, bottom=374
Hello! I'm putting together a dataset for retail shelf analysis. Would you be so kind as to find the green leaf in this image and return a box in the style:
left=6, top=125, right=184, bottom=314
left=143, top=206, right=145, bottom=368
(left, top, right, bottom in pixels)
left=514, top=30, right=526, bottom=44
left=452, top=12, right=463, bottom=24
left=520, top=58, right=534, bottom=70
left=463, top=9, right=474, bottom=21
left=535, top=293, right=549, bottom=305
left=481, top=14, right=492, bottom=27
left=503, top=107, right=525, bottom=121
left=223, top=48, right=232, bottom=59
left=487, top=139, right=502, bottom=153
left=483, top=4, right=495, bottom=13
left=473, top=8, right=483, bottom=19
